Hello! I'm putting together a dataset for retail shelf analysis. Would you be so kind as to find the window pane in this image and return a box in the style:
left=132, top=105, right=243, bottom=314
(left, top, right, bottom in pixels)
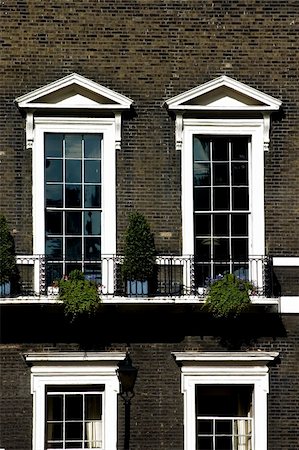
left=66, top=238, right=82, bottom=260
left=231, top=137, right=248, bottom=160
left=84, top=211, right=101, bottom=236
left=46, top=211, right=62, bottom=235
left=215, top=436, right=232, bottom=449
left=213, top=163, right=229, bottom=185
left=84, top=134, right=102, bottom=158
left=66, top=211, right=82, bottom=235
left=65, top=185, right=82, bottom=207
left=65, top=442, right=82, bottom=449
left=194, top=187, right=211, bottom=211
left=45, top=134, right=63, bottom=158
left=85, top=161, right=101, bottom=183
left=47, top=263, right=63, bottom=285
left=47, top=395, right=63, bottom=420
left=213, top=214, right=229, bottom=236
left=46, top=238, right=62, bottom=258
left=84, top=265, right=102, bottom=284
left=46, top=185, right=63, bottom=207
left=214, top=187, right=230, bottom=210
left=212, top=137, right=229, bottom=161
left=231, top=214, right=248, bottom=236
left=84, top=185, right=101, bottom=208
left=194, top=136, right=209, bottom=161
left=46, top=160, right=63, bottom=182
left=65, top=134, right=82, bottom=158
left=232, top=187, right=248, bottom=210
left=197, top=436, right=213, bottom=450
left=85, top=395, right=102, bottom=420
left=85, top=238, right=101, bottom=260
left=65, top=395, right=83, bottom=420
left=194, top=163, right=210, bottom=186
left=47, top=423, right=63, bottom=441
left=214, top=238, right=229, bottom=261
left=232, top=238, right=248, bottom=261
left=216, top=419, right=232, bottom=434
left=195, top=214, right=211, bottom=236
left=195, top=238, right=211, bottom=261
left=197, top=419, right=213, bottom=435
left=66, top=160, right=82, bottom=183
left=232, top=162, right=248, bottom=186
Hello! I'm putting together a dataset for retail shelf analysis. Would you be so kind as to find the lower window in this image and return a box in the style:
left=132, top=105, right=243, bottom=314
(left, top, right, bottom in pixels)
left=46, top=385, right=104, bottom=449
left=196, top=385, right=253, bottom=450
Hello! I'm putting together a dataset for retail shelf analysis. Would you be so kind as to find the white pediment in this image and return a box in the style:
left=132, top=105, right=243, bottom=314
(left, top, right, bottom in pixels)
left=165, top=76, right=281, bottom=112
left=16, top=73, right=133, bottom=110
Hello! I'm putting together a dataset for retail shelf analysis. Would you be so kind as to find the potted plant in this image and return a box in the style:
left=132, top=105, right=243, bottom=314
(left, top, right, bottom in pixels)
left=0, top=215, right=18, bottom=296
left=58, top=269, right=101, bottom=320
left=204, top=273, right=254, bottom=318
left=122, top=211, right=156, bottom=296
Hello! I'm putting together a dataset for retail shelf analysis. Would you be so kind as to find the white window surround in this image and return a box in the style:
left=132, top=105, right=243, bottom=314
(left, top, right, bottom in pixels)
left=24, top=352, right=124, bottom=450
left=172, top=351, right=279, bottom=450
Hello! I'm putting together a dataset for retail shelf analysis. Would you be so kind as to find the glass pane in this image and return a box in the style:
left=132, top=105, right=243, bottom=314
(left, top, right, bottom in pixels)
left=213, top=214, right=229, bottom=236
left=213, top=163, right=229, bottom=185
left=84, top=134, right=102, bottom=158
left=84, top=264, right=102, bottom=284
left=194, top=163, right=210, bottom=186
left=46, top=238, right=62, bottom=258
left=194, top=263, right=210, bottom=287
left=232, top=238, right=248, bottom=261
left=197, top=419, right=213, bottom=434
left=46, top=185, right=63, bottom=207
left=66, top=263, right=82, bottom=276
left=65, top=395, right=83, bottom=420
left=65, top=134, right=82, bottom=158
left=65, top=422, right=83, bottom=440
left=233, top=264, right=249, bottom=280
left=65, top=185, right=82, bottom=207
left=214, top=187, right=230, bottom=210
left=46, top=211, right=62, bottom=235
left=194, top=136, right=209, bottom=161
left=214, top=238, right=229, bottom=261
left=232, top=187, right=249, bottom=210
left=232, top=162, right=248, bottom=185
left=85, top=395, right=102, bottom=420
left=47, top=441, right=63, bottom=448
left=47, top=423, right=63, bottom=441
left=194, top=187, right=211, bottom=211
left=231, top=214, right=248, bottom=236
left=216, top=419, right=232, bottom=434
left=65, top=442, right=82, bottom=449
left=84, top=440, right=102, bottom=449
left=84, top=211, right=101, bottom=236
left=215, top=436, right=232, bottom=450
left=195, top=214, right=211, bottom=236
left=195, top=238, right=211, bottom=261
left=66, top=160, right=82, bottom=183
left=214, top=264, right=230, bottom=277
left=47, top=263, right=63, bottom=285
left=85, top=185, right=101, bottom=208
left=232, top=136, right=248, bottom=160
left=46, top=160, right=63, bottom=182
left=47, top=395, right=63, bottom=421
left=66, top=238, right=82, bottom=260
left=66, top=211, right=82, bottom=235
left=85, top=161, right=101, bottom=183
left=212, top=137, right=229, bottom=161
left=45, top=134, right=63, bottom=158
left=197, top=436, right=213, bottom=450
left=85, top=238, right=101, bottom=260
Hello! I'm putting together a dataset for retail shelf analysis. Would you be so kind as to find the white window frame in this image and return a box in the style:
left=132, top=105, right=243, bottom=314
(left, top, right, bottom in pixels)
left=172, top=351, right=278, bottom=450
left=24, top=352, right=124, bottom=450
left=32, top=117, right=116, bottom=293
left=182, top=119, right=265, bottom=290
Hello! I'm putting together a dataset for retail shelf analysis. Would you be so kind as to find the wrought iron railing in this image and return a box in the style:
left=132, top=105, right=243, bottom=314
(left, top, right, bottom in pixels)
left=0, top=254, right=274, bottom=299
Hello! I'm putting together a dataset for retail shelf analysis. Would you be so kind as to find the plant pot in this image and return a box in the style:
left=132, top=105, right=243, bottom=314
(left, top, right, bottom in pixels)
left=127, top=280, right=148, bottom=297
left=0, top=282, right=11, bottom=296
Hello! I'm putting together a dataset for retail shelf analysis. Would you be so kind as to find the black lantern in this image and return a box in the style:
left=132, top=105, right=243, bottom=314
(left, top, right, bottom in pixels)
left=116, top=352, right=138, bottom=402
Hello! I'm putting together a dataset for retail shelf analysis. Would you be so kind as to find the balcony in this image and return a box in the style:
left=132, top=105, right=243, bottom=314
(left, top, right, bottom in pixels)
left=0, top=255, right=275, bottom=302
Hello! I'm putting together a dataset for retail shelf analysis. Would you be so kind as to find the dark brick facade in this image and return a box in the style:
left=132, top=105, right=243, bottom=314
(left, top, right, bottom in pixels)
left=1, top=1, right=299, bottom=449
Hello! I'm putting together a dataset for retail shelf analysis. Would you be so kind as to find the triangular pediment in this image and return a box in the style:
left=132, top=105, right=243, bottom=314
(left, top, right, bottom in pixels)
left=165, top=76, right=281, bottom=111
left=16, top=73, right=133, bottom=110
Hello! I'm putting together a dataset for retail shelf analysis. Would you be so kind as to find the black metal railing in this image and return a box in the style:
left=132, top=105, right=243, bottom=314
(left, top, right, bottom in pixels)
left=0, top=254, right=274, bottom=299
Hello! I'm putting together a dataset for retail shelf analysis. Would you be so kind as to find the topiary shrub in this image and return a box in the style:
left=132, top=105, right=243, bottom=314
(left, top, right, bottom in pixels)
left=58, top=270, right=101, bottom=320
left=204, top=273, right=254, bottom=318
left=122, top=211, right=156, bottom=282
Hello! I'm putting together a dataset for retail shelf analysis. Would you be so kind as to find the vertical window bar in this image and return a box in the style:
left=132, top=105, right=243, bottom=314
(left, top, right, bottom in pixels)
left=229, top=139, right=232, bottom=272
left=210, top=139, right=214, bottom=279
left=62, top=136, right=66, bottom=276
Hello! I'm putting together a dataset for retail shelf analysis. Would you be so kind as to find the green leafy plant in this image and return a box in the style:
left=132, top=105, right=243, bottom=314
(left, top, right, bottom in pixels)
left=0, top=215, right=18, bottom=287
left=122, top=211, right=156, bottom=281
left=204, top=273, right=253, bottom=318
left=58, top=270, right=101, bottom=319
